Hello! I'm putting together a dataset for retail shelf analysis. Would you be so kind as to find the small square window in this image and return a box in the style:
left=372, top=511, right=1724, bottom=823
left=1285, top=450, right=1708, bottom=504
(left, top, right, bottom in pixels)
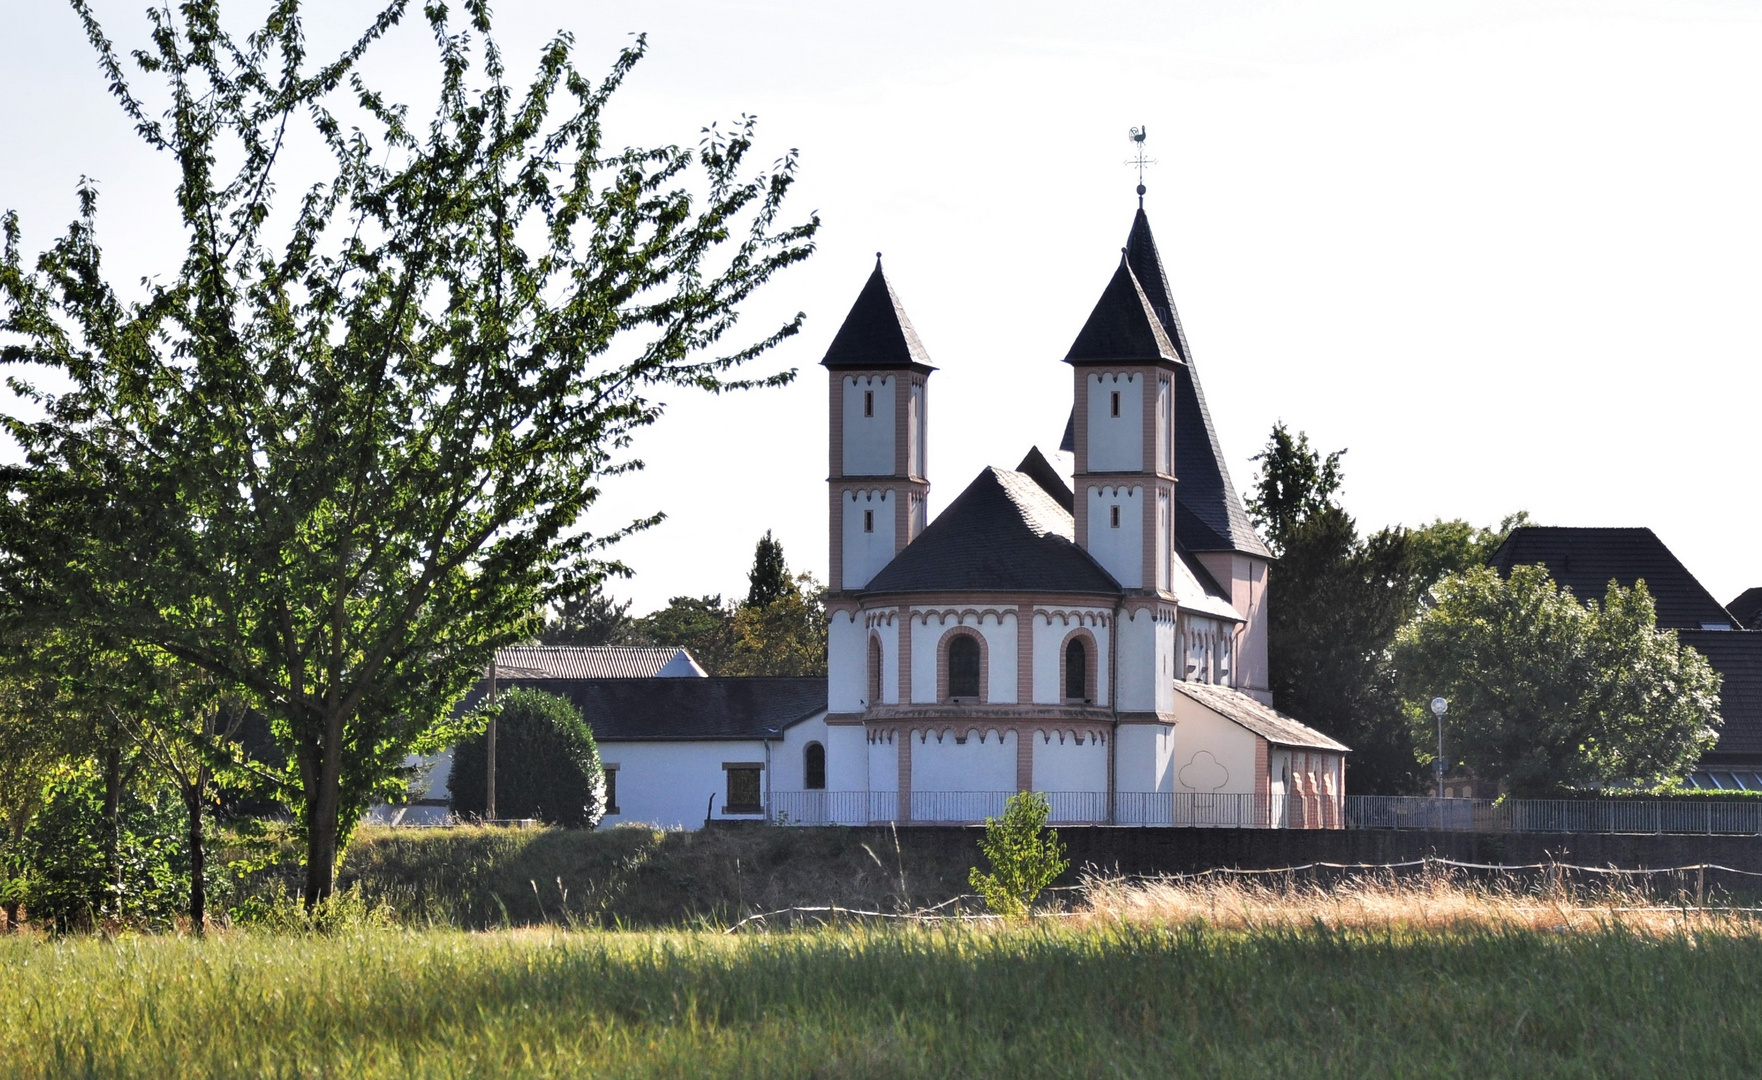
left=864, top=390, right=874, bottom=417
left=1110, top=505, right=1120, bottom=529
left=1111, top=391, right=1120, bottom=418
left=724, top=766, right=763, bottom=814
left=864, top=509, right=874, bottom=533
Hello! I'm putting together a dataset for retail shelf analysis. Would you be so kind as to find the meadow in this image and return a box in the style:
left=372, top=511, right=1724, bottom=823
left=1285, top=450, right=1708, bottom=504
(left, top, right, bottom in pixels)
left=7, top=874, right=1762, bottom=1079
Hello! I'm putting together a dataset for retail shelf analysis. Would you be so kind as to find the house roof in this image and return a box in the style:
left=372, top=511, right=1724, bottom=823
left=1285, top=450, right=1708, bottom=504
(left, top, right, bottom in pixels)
left=1729, top=588, right=1762, bottom=631
left=1171, top=681, right=1351, bottom=752
left=492, top=646, right=706, bottom=680
left=1015, top=446, right=1073, bottom=512
left=1488, top=527, right=1739, bottom=630
left=862, top=466, right=1122, bottom=597
left=1063, top=257, right=1184, bottom=366
left=476, top=676, right=826, bottom=742
left=820, top=259, right=935, bottom=370
left=1680, top=631, right=1762, bottom=762
left=1058, top=208, right=1270, bottom=558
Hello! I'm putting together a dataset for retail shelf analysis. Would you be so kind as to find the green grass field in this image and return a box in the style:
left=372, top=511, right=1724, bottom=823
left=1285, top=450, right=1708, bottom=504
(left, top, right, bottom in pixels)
left=7, top=919, right=1762, bottom=1079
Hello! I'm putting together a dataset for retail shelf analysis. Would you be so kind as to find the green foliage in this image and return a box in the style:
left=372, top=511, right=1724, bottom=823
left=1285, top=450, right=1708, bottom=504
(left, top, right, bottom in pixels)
left=631, top=595, right=737, bottom=674
left=729, top=572, right=828, bottom=677
left=448, top=689, right=605, bottom=828
left=1247, top=424, right=1528, bottom=794
left=969, top=791, right=1068, bottom=919
left=745, top=531, right=793, bottom=608
left=0, top=1, right=814, bottom=902
left=538, top=579, right=635, bottom=647
left=1393, top=565, right=1722, bottom=795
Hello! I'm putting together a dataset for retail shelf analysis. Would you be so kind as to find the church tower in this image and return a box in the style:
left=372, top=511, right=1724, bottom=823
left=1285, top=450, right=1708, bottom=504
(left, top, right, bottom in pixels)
left=822, top=257, right=935, bottom=595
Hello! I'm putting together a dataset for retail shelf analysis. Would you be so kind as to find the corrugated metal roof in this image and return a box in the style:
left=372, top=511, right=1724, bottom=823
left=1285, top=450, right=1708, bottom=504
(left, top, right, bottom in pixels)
left=1172, top=681, right=1351, bottom=753
left=492, top=646, right=706, bottom=680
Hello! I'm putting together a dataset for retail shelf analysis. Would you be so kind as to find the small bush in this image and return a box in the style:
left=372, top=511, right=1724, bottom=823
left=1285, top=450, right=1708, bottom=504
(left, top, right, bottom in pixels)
left=970, top=791, right=1067, bottom=919
left=448, top=689, right=606, bottom=827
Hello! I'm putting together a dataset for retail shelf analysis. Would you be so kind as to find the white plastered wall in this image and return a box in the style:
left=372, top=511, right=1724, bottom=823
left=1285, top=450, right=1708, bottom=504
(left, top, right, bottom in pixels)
left=1112, top=606, right=1162, bottom=713
left=598, top=740, right=770, bottom=830
left=826, top=725, right=868, bottom=793
left=842, top=374, right=896, bottom=475
left=909, top=608, right=1018, bottom=704
left=840, top=488, right=897, bottom=589
left=1030, top=728, right=1109, bottom=793
left=1113, top=723, right=1175, bottom=793
left=868, top=729, right=900, bottom=793
left=911, top=727, right=1017, bottom=792
left=827, top=609, right=867, bottom=712
left=1085, top=371, right=1143, bottom=472
left=1031, top=609, right=1111, bottom=706
left=1167, top=696, right=1261, bottom=797
left=1199, top=552, right=1273, bottom=705
left=1085, top=485, right=1143, bottom=588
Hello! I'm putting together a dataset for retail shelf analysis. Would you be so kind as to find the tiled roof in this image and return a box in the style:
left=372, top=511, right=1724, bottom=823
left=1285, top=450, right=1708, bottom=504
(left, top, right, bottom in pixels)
left=1175, top=547, right=1243, bottom=623
left=1488, top=527, right=1739, bottom=630
left=1015, top=446, right=1073, bottom=512
left=1172, top=681, right=1351, bottom=752
left=820, top=259, right=935, bottom=370
left=1063, top=258, right=1183, bottom=365
left=492, top=646, right=706, bottom=680
left=1680, top=631, right=1762, bottom=762
left=862, top=467, right=1122, bottom=597
left=471, top=677, right=826, bottom=742
left=1125, top=208, right=1270, bottom=558
left=1729, top=588, right=1762, bottom=631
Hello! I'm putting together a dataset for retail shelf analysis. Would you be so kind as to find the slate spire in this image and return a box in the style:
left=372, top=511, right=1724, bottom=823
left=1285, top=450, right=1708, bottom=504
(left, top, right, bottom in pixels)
left=820, top=256, right=936, bottom=370
left=1062, top=254, right=1183, bottom=365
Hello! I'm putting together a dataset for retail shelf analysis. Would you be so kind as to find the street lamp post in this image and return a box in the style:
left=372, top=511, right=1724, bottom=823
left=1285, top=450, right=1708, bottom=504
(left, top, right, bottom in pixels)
left=1430, top=696, right=1449, bottom=799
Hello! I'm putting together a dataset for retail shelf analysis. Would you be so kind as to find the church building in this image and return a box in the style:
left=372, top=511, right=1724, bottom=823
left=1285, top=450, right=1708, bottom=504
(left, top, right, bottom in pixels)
left=795, top=190, right=1348, bottom=828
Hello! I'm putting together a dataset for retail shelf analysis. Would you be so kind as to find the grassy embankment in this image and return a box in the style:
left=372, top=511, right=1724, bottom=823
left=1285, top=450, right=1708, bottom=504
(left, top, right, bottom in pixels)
left=9, top=871, right=1762, bottom=1078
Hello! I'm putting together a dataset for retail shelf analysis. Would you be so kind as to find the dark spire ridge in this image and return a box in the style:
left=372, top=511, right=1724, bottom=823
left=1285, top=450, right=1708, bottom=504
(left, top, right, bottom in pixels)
left=1063, top=255, right=1183, bottom=365
left=820, top=258, right=936, bottom=370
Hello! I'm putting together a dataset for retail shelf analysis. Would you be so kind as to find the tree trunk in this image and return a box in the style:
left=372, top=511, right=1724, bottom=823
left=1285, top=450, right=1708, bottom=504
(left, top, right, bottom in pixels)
left=301, top=717, right=345, bottom=909
left=101, top=747, right=124, bottom=919
left=183, top=782, right=206, bottom=936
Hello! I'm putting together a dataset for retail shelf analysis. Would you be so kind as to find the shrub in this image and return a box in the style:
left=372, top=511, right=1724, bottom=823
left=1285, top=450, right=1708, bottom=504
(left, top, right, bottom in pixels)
left=969, top=791, right=1067, bottom=919
left=448, top=689, right=606, bottom=828
left=19, top=767, right=192, bottom=931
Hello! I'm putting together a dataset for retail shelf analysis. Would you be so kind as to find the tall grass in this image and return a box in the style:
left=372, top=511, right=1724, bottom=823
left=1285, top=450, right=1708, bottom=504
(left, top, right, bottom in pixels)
left=6, top=911, right=1762, bottom=1077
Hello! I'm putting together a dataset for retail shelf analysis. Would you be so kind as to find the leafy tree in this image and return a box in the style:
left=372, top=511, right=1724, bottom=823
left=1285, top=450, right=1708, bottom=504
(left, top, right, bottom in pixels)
left=0, top=2, right=814, bottom=904
left=448, top=689, right=605, bottom=828
left=631, top=595, right=736, bottom=674
left=539, top=579, right=634, bottom=647
left=969, top=791, right=1067, bottom=919
left=745, top=531, right=792, bottom=608
left=729, top=572, right=828, bottom=676
left=1247, top=424, right=1345, bottom=552
left=1406, top=513, right=1532, bottom=586
left=1393, top=565, right=1722, bottom=795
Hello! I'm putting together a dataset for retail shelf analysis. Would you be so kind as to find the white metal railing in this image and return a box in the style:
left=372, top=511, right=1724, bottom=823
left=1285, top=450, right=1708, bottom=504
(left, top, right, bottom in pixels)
left=1345, top=795, right=1762, bottom=835
left=767, top=790, right=1343, bottom=828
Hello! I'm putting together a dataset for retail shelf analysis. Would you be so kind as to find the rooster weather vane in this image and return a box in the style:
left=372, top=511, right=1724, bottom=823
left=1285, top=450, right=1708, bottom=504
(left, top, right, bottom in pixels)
left=1126, top=126, right=1156, bottom=202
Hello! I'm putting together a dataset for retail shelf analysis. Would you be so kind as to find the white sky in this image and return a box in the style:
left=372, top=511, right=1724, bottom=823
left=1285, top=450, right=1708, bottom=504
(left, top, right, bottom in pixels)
left=4, top=0, right=1758, bottom=615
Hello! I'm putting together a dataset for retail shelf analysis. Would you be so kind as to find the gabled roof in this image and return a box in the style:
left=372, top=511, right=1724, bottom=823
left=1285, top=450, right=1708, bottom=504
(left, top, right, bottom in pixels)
left=862, top=467, right=1122, bottom=596
left=1729, top=588, right=1762, bottom=631
left=1063, top=258, right=1183, bottom=366
left=1171, top=681, right=1350, bottom=752
left=1175, top=547, right=1243, bottom=623
left=820, top=259, right=935, bottom=370
left=1015, top=446, right=1073, bottom=512
left=1126, top=207, right=1270, bottom=558
left=472, top=677, right=826, bottom=742
left=1680, top=631, right=1762, bottom=762
left=1488, top=527, right=1739, bottom=630
left=493, top=646, right=706, bottom=680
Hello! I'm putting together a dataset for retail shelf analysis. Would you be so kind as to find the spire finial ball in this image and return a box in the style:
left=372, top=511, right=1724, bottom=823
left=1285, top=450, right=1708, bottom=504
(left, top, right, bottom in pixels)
left=1137, top=183, right=1146, bottom=197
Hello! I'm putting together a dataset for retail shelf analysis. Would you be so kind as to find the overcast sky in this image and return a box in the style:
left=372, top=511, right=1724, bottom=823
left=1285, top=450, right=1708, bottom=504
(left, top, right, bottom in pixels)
left=4, top=0, right=1758, bottom=614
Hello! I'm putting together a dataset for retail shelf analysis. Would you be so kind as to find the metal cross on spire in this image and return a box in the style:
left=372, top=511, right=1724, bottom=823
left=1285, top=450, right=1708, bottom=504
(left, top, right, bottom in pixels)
left=1126, top=126, right=1156, bottom=204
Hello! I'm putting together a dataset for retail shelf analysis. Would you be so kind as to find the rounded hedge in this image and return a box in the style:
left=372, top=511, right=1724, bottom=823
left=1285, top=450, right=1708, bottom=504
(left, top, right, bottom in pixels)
left=448, top=688, right=605, bottom=828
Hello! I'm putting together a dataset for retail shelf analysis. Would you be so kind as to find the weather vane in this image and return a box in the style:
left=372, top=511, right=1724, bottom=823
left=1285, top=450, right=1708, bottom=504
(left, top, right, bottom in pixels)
left=1126, top=126, right=1156, bottom=203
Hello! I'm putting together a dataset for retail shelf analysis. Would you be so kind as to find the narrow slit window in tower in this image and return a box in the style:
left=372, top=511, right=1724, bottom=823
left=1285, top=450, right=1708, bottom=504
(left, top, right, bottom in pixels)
left=1111, top=390, right=1120, bottom=418
left=1110, top=505, right=1120, bottom=529
left=864, top=390, right=873, bottom=417
left=864, top=509, right=874, bottom=533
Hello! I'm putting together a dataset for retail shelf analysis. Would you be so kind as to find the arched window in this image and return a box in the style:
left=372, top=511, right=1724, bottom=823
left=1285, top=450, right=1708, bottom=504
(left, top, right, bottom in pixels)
left=947, top=634, right=981, bottom=700
left=1065, top=638, right=1088, bottom=701
left=804, top=742, right=826, bottom=790
left=868, top=636, right=883, bottom=705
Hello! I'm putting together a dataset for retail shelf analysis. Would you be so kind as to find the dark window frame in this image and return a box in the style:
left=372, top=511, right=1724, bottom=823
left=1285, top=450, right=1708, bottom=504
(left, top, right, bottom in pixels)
left=947, top=634, right=982, bottom=701
left=723, top=763, right=764, bottom=814
left=804, top=742, right=827, bottom=790
left=603, top=766, right=620, bottom=815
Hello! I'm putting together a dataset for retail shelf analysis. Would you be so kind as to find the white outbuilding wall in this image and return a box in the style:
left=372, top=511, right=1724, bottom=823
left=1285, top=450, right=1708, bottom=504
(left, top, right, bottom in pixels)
left=599, top=739, right=770, bottom=830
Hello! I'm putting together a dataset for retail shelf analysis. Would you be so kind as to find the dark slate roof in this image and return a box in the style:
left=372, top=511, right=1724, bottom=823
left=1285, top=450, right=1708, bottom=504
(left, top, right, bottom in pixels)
left=1015, top=446, right=1073, bottom=512
left=1172, top=682, right=1350, bottom=752
left=862, top=467, right=1122, bottom=596
left=1680, top=631, right=1762, bottom=762
left=469, top=677, right=826, bottom=742
left=1126, top=207, right=1270, bottom=558
left=1729, top=588, right=1762, bottom=631
left=820, top=259, right=935, bottom=370
left=1488, top=527, right=1739, bottom=630
left=1063, top=258, right=1183, bottom=365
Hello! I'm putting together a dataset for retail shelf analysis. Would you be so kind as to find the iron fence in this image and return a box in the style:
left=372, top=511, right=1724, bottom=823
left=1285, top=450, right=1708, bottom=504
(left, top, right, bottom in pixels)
left=1345, top=795, right=1762, bottom=835
left=767, top=790, right=1344, bottom=828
